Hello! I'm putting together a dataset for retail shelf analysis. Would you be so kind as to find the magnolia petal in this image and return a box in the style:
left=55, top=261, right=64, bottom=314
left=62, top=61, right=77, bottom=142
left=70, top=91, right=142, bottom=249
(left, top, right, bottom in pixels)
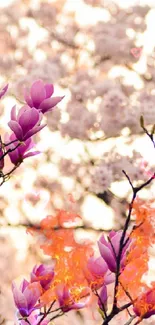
left=98, top=241, right=116, bottom=272
left=23, top=151, right=40, bottom=159
left=8, top=121, right=23, bottom=140
left=104, top=270, right=115, bottom=285
left=24, top=88, right=33, bottom=107
left=98, top=285, right=107, bottom=309
left=31, top=80, right=46, bottom=108
left=12, top=286, right=28, bottom=314
left=24, top=123, right=46, bottom=141
left=24, top=283, right=42, bottom=310
left=39, top=96, right=64, bottom=113
left=45, top=84, right=54, bottom=98
left=18, top=107, right=40, bottom=135
left=88, top=256, right=108, bottom=277
left=11, top=105, right=17, bottom=121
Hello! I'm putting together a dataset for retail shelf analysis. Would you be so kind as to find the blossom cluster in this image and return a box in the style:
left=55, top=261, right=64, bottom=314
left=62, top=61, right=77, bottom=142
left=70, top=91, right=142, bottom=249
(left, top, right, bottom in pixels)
left=12, top=195, right=155, bottom=325
left=0, top=79, right=63, bottom=184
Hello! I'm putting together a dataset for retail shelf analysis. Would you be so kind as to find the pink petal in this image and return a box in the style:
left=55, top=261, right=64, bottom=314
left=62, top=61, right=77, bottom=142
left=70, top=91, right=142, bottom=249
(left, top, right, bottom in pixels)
left=17, top=105, right=30, bottom=120
left=111, top=232, right=122, bottom=256
left=31, top=80, right=46, bottom=108
left=45, top=84, right=54, bottom=98
left=12, top=283, right=28, bottom=311
left=24, top=123, right=46, bottom=140
left=98, top=241, right=116, bottom=272
left=98, top=285, right=107, bottom=307
left=20, top=279, right=29, bottom=292
left=88, top=256, right=108, bottom=276
left=23, top=151, right=41, bottom=159
left=99, top=234, right=109, bottom=248
left=19, top=107, right=40, bottom=134
left=24, top=88, right=33, bottom=107
left=8, top=150, right=20, bottom=165
left=104, top=271, right=115, bottom=284
left=39, top=96, right=64, bottom=113
left=24, top=283, right=42, bottom=310
left=11, top=105, right=17, bottom=121
left=8, top=121, right=23, bottom=140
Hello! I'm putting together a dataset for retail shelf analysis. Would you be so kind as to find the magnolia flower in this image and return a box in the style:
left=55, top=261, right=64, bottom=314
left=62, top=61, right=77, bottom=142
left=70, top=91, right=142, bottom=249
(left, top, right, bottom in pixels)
left=0, top=84, right=8, bottom=99
left=12, top=279, right=42, bottom=317
left=86, top=256, right=115, bottom=290
left=133, top=287, right=155, bottom=319
left=30, top=264, right=54, bottom=290
left=55, top=284, right=90, bottom=312
left=8, top=105, right=46, bottom=141
left=24, top=79, right=64, bottom=114
left=98, top=230, right=131, bottom=273
left=5, top=133, right=40, bottom=165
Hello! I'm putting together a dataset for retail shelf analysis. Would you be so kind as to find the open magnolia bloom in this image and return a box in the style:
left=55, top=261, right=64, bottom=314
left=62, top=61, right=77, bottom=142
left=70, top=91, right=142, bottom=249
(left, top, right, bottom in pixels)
left=55, top=284, right=91, bottom=312
left=12, top=279, right=42, bottom=317
left=98, top=230, right=131, bottom=273
left=5, top=133, right=40, bottom=165
left=24, top=79, right=64, bottom=114
left=85, top=256, right=115, bottom=290
left=30, top=264, right=55, bottom=290
left=133, top=286, right=155, bottom=319
left=8, top=105, right=46, bottom=141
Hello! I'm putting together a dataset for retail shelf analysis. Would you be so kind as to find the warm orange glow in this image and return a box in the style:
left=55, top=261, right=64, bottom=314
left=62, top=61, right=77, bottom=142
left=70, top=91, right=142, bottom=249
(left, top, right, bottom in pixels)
left=117, top=198, right=155, bottom=304
left=28, top=206, right=94, bottom=305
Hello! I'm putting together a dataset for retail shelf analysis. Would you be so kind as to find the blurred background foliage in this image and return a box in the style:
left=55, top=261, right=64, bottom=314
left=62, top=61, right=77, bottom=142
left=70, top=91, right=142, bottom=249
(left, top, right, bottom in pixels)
left=1, top=0, right=155, bottom=323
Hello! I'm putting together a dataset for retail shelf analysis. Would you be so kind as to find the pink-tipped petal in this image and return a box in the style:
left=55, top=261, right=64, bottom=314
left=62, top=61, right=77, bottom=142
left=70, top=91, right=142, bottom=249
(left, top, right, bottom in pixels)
left=98, top=241, right=116, bottom=272
left=12, top=285, right=28, bottom=311
left=23, top=151, right=41, bottom=159
left=104, top=271, right=115, bottom=285
left=17, top=105, right=30, bottom=120
left=24, top=283, right=42, bottom=311
left=24, top=123, right=46, bottom=140
left=20, top=279, right=29, bottom=292
left=98, top=285, right=107, bottom=309
left=39, top=96, right=64, bottom=113
left=11, top=105, right=17, bottom=121
left=45, top=84, right=54, bottom=98
left=19, top=107, right=40, bottom=134
left=8, top=120, right=23, bottom=140
left=24, top=88, right=33, bottom=107
left=31, top=80, right=46, bottom=108
left=111, top=232, right=122, bottom=256
left=99, top=234, right=109, bottom=248
left=88, top=256, right=108, bottom=277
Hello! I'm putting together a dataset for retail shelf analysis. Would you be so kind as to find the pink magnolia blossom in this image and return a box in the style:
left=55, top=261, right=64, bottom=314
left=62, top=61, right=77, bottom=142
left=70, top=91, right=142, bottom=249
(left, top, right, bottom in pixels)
left=24, top=79, right=64, bottom=114
left=133, top=287, right=155, bottom=319
left=5, top=133, right=40, bottom=165
left=8, top=105, right=46, bottom=141
left=12, top=279, right=42, bottom=317
left=98, top=230, right=131, bottom=273
left=30, top=264, right=54, bottom=290
left=86, top=256, right=115, bottom=290
left=0, top=84, right=8, bottom=99
left=55, top=284, right=91, bottom=312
